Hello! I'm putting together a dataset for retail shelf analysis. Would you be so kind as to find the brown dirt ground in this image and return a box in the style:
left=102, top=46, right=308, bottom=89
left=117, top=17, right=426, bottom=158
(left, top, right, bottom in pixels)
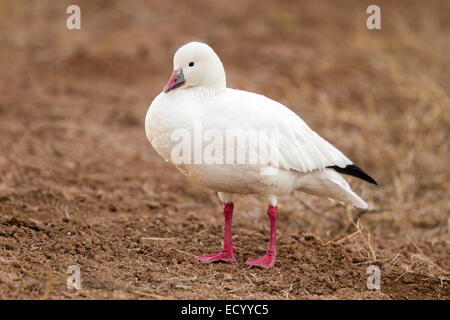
left=0, top=0, right=449, bottom=299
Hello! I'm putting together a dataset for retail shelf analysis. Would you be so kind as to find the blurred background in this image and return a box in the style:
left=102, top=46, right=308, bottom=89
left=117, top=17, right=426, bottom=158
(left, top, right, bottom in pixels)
left=0, top=0, right=448, bottom=299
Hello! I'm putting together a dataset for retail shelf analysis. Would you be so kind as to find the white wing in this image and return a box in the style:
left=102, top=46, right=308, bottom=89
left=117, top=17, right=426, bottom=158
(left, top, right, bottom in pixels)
left=206, top=88, right=353, bottom=173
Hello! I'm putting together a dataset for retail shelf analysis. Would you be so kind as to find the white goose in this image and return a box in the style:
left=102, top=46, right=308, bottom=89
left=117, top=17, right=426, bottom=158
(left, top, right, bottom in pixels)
left=145, top=42, right=376, bottom=269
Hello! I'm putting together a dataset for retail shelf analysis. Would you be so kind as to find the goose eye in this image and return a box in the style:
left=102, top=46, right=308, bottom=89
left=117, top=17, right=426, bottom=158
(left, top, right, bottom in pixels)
left=188, top=62, right=194, bottom=67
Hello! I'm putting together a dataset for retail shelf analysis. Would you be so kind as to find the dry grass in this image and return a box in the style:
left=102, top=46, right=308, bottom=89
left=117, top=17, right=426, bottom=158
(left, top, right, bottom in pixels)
left=0, top=0, right=448, bottom=299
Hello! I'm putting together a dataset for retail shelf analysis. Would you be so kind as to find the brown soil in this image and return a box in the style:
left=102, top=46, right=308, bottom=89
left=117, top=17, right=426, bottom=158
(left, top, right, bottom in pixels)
left=0, top=0, right=448, bottom=299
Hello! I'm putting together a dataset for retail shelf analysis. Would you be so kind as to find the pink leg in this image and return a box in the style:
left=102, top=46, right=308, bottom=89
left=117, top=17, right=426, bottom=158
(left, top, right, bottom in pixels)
left=245, top=205, right=277, bottom=269
left=197, top=202, right=236, bottom=263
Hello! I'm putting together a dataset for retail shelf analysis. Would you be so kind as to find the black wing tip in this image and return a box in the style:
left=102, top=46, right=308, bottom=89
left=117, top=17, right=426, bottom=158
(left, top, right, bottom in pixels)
left=329, top=164, right=378, bottom=185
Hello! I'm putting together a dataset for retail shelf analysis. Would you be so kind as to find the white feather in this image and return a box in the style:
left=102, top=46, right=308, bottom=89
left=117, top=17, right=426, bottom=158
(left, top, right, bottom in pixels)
left=145, top=42, right=369, bottom=209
